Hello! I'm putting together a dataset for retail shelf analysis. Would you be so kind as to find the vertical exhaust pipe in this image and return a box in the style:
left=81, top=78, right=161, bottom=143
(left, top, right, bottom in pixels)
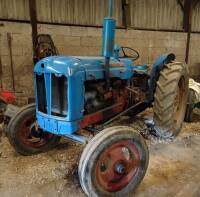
left=102, top=0, right=116, bottom=89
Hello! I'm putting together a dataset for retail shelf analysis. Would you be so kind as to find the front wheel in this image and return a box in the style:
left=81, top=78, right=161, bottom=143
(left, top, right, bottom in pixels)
left=7, top=104, right=61, bottom=155
left=78, top=126, right=149, bottom=197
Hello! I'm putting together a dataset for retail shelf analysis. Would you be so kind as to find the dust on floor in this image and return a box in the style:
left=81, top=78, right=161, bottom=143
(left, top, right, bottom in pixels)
left=0, top=110, right=200, bottom=197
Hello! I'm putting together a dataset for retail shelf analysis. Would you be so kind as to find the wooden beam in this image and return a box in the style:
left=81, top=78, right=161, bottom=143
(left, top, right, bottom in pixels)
left=176, top=0, right=184, bottom=12
left=183, top=0, right=200, bottom=63
left=183, top=0, right=192, bottom=32
left=121, top=0, right=131, bottom=28
left=193, top=0, right=200, bottom=8
left=29, top=0, right=38, bottom=61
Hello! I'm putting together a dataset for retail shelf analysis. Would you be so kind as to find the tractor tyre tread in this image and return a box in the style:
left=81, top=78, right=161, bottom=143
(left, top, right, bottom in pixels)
left=153, top=62, right=189, bottom=138
left=7, top=104, right=60, bottom=156
left=79, top=126, right=149, bottom=197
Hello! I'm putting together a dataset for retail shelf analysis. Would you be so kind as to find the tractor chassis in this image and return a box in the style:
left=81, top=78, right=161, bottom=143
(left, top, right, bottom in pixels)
left=60, top=101, right=151, bottom=144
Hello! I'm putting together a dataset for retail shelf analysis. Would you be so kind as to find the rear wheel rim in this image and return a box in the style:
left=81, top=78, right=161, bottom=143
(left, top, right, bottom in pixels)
left=95, top=140, right=140, bottom=192
left=16, top=114, right=54, bottom=148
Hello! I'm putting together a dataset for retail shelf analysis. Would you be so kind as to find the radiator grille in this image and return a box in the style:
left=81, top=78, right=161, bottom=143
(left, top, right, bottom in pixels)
left=36, top=74, right=47, bottom=113
left=51, top=75, right=68, bottom=117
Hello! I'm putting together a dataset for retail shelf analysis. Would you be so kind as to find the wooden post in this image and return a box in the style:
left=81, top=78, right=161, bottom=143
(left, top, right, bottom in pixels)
left=29, top=0, right=38, bottom=63
left=121, top=0, right=131, bottom=28
left=183, top=0, right=192, bottom=64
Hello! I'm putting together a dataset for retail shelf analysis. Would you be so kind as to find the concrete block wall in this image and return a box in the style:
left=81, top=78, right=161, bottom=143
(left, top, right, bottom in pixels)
left=189, top=34, right=200, bottom=76
left=0, top=21, right=200, bottom=105
left=0, top=22, right=33, bottom=105
left=38, top=24, right=188, bottom=66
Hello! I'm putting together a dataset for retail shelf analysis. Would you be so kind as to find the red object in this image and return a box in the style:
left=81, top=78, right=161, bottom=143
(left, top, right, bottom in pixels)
left=0, top=90, right=16, bottom=104
left=80, top=101, right=125, bottom=128
left=95, top=140, right=140, bottom=192
left=80, top=89, right=128, bottom=128
left=17, top=113, right=55, bottom=148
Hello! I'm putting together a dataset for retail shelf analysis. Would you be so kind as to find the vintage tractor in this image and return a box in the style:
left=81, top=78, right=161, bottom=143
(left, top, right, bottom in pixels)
left=7, top=0, right=188, bottom=196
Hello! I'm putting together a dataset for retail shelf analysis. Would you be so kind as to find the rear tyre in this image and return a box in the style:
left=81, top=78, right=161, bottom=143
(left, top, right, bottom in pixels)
left=0, top=99, right=7, bottom=138
left=7, top=104, right=61, bottom=155
left=0, top=99, right=7, bottom=123
left=153, top=62, right=189, bottom=138
left=185, top=89, right=195, bottom=122
left=78, top=126, right=149, bottom=197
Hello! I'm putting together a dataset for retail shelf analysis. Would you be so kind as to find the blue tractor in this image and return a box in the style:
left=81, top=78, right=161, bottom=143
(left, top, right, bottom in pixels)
left=7, top=0, right=188, bottom=196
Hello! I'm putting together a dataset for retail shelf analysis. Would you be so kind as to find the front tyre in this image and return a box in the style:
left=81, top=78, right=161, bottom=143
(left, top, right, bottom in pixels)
left=7, top=104, right=61, bottom=156
left=153, top=62, right=189, bottom=138
left=78, top=126, right=149, bottom=197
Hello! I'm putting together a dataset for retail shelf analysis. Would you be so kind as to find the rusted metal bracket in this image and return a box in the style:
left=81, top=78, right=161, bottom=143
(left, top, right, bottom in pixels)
left=103, top=102, right=150, bottom=126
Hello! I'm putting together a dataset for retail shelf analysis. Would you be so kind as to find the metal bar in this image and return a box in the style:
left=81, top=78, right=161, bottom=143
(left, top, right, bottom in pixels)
left=1, top=18, right=200, bottom=33
left=103, top=102, right=150, bottom=126
left=7, top=33, right=15, bottom=92
left=105, top=57, right=111, bottom=89
left=0, top=18, right=123, bottom=29
left=108, top=0, right=113, bottom=17
left=63, top=133, right=88, bottom=144
left=29, top=0, right=38, bottom=62
left=126, top=26, right=191, bottom=32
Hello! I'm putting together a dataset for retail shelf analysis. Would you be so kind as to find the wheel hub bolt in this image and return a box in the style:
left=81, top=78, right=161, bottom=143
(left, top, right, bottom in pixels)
left=115, top=163, right=125, bottom=174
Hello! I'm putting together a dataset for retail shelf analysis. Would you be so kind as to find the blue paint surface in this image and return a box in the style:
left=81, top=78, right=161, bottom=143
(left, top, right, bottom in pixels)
left=34, top=55, right=148, bottom=136
left=102, top=18, right=116, bottom=58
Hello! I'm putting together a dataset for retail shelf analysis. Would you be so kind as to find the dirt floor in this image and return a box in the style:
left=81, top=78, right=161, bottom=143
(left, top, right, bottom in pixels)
left=0, top=109, right=200, bottom=197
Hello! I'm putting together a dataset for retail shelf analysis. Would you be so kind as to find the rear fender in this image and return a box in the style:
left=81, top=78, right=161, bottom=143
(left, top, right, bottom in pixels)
left=147, top=53, right=176, bottom=102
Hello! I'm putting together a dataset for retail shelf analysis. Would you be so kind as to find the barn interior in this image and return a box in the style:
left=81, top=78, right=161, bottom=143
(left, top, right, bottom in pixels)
left=0, top=0, right=200, bottom=197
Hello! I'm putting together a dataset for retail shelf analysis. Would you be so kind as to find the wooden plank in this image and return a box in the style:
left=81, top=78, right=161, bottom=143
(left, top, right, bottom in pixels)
left=29, top=0, right=38, bottom=62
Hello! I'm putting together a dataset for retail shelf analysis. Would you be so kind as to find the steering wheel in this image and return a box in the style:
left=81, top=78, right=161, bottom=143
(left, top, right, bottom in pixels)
left=120, top=47, right=140, bottom=61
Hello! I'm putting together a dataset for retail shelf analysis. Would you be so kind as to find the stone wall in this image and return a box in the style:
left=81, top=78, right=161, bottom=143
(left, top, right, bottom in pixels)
left=0, top=21, right=200, bottom=105
left=0, top=22, right=33, bottom=105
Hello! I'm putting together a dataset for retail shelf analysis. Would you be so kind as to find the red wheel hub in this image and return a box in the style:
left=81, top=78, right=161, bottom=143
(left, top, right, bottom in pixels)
left=17, top=115, right=54, bottom=148
left=95, top=140, right=140, bottom=192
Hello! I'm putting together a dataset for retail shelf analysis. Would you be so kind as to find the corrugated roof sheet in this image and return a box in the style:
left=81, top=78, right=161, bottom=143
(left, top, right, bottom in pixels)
left=0, top=0, right=29, bottom=20
left=130, top=0, right=183, bottom=30
left=192, top=3, right=200, bottom=32
left=0, top=0, right=200, bottom=31
left=36, top=0, right=122, bottom=26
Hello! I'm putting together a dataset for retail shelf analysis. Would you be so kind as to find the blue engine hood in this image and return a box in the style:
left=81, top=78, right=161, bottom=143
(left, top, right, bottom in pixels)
left=34, top=56, right=148, bottom=80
